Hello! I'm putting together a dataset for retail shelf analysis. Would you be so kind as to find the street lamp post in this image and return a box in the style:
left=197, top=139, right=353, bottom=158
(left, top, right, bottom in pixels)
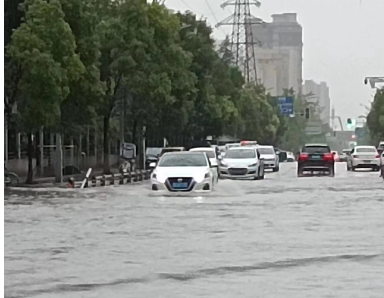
left=364, top=77, right=384, bottom=88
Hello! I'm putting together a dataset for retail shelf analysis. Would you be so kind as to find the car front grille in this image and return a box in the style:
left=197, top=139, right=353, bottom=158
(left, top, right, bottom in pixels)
left=228, top=168, right=248, bottom=176
left=166, top=177, right=194, bottom=192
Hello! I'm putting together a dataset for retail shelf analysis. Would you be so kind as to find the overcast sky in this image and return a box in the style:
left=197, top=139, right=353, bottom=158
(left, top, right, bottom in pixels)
left=165, top=0, right=384, bottom=129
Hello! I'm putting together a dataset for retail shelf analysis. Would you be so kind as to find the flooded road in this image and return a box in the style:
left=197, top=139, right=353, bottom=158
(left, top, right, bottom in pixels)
left=5, top=163, right=384, bottom=298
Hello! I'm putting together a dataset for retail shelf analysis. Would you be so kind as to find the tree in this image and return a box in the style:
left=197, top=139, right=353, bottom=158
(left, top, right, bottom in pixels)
left=59, top=0, right=104, bottom=135
left=367, top=87, right=384, bottom=145
left=175, top=12, right=243, bottom=142
left=8, top=0, right=84, bottom=183
left=97, top=0, right=196, bottom=173
left=236, top=84, right=281, bottom=144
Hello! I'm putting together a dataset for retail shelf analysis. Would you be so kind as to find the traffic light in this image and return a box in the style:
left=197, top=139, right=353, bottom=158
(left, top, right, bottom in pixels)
left=347, top=118, right=352, bottom=129
left=305, top=108, right=310, bottom=119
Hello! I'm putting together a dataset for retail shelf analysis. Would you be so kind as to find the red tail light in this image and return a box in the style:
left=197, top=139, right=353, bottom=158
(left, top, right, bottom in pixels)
left=298, top=153, right=309, bottom=161
left=352, top=155, right=358, bottom=159
left=375, top=154, right=380, bottom=158
left=323, top=153, right=334, bottom=161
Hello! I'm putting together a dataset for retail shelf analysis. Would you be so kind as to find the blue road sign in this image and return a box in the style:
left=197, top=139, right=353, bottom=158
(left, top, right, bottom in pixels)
left=277, top=97, right=294, bottom=116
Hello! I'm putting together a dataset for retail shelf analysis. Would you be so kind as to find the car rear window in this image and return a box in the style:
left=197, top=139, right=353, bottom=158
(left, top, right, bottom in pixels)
left=356, top=147, right=377, bottom=153
left=191, top=150, right=215, bottom=159
left=302, top=146, right=330, bottom=154
left=226, top=149, right=256, bottom=159
left=159, top=153, right=207, bottom=167
left=258, top=148, right=274, bottom=154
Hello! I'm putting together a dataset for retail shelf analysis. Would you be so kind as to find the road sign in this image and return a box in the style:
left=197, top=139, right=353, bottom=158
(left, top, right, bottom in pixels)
left=277, top=97, right=294, bottom=116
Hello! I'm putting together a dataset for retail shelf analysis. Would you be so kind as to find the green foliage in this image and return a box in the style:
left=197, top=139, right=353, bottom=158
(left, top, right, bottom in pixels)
left=367, top=88, right=384, bottom=145
left=8, top=0, right=84, bottom=131
left=6, top=0, right=325, bottom=173
left=235, top=84, right=281, bottom=144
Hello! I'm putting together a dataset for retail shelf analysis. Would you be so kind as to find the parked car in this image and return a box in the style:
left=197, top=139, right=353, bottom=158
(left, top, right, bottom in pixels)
left=286, top=151, right=296, bottom=162
left=189, top=147, right=220, bottom=182
left=297, top=144, right=335, bottom=177
left=150, top=152, right=216, bottom=192
left=146, top=147, right=162, bottom=168
left=257, top=145, right=280, bottom=172
left=339, top=149, right=351, bottom=162
left=346, top=146, right=381, bottom=172
left=219, top=146, right=265, bottom=180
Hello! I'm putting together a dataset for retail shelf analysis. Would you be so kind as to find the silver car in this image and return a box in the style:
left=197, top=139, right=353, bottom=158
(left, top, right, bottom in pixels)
left=257, top=145, right=280, bottom=172
left=219, top=147, right=265, bottom=180
left=347, top=146, right=381, bottom=171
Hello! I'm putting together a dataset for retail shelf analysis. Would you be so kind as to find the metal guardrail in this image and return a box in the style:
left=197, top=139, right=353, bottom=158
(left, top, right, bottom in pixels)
left=73, top=169, right=152, bottom=188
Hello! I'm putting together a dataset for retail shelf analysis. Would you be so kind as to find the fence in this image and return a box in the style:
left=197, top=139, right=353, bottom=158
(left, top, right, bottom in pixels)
left=73, top=169, right=152, bottom=188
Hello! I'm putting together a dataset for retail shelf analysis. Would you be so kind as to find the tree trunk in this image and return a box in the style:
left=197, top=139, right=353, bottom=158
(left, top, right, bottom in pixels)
left=132, top=118, right=137, bottom=144
left=103, top=114, right=111, bottom=174
left=26, top=133, right=34, bottom=184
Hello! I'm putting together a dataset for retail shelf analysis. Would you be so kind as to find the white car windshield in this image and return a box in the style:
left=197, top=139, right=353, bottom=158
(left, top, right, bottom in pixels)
left=258, top=148, right=274, bottom=155
left=159, top=154, right=207, bottom=167
left=191, top=150, right=215, bottom=159
left=356, top=147, right=376, bottom=153
left=226, top=149, right=256, bottom=159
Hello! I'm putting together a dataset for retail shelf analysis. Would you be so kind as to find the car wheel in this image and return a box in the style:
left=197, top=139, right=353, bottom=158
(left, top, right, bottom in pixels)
left=273, top=165, right=279, bottom=172
left=260, top=168, right=265, bottom=180
left=297, top=167, right=304, bottom=177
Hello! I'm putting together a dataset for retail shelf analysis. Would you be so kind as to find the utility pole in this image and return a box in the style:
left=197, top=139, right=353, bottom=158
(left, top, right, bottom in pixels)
left=217, top=0, right=264, bottom=84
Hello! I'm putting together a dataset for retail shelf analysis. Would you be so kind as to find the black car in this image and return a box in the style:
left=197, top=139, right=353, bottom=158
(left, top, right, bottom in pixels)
left=297, top=144, right=335, bottom=177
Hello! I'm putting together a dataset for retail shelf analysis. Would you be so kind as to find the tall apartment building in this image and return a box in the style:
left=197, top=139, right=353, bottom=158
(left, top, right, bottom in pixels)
left=251, top=13, right=303, bottom=96
left=302, top=80, right=331, bottom=126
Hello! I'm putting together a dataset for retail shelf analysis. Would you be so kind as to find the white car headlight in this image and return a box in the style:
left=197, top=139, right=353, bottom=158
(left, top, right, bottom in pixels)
left=220, top=161, right=228, bottom=167
left=249, top=163, right=257, bottom=167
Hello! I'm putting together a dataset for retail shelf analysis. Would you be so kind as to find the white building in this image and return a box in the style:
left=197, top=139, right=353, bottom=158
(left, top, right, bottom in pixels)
left=302, top=80, right=331, bottom=127
left=252, top=13, right=303, bottom=96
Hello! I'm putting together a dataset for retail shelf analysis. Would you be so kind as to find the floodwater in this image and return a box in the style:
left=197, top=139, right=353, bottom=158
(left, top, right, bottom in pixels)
left=4, top=163, right=384, bottom=298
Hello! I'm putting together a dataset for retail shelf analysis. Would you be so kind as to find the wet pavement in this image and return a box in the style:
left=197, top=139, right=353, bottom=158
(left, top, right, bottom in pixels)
left=4, top=163, right=384, bottom=298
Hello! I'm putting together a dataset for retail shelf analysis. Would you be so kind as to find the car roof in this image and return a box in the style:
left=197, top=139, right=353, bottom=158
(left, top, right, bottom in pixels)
left=162, top=151, right=205, bottom=156
left=304, top=143, right=329, bottom=147
left=162, top=147, right=185, bottom=150
left=228, top=146, right=255, bottom=150
left=257, top=145, right=274, bottom=148
left=354, top=145, right=376, bottom=149
left=189, top=147, right=214, bottom=152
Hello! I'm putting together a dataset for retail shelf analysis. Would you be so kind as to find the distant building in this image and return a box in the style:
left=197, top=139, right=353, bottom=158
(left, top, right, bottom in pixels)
left=251, top=13, right=303, bottom=96
left=302, top=80, right=331, bottom=127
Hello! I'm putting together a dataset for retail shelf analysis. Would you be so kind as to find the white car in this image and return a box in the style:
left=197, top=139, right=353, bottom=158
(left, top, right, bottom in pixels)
left=189, top=147, right=219, bottom=182
left=150, top=152, right=216, bottom=192
left=257, top=145, right=279, bottom=172
left=286, top=151, right=296, bottom=162
left=219, top=147, right=264, bottom=180
left=347, top=146, right=381, bottom=172
left=225, top=143, right=241, bottom=151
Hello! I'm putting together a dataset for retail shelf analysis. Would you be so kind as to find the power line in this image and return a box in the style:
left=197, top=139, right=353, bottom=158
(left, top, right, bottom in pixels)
left=204, top=0, right=227, bottom=35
